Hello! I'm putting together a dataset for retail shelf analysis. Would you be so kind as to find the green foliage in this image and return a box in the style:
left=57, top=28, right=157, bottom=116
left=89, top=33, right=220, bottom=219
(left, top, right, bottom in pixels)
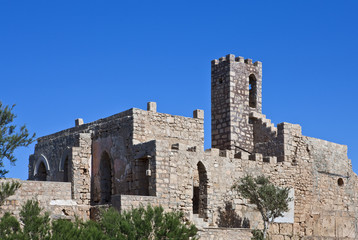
left=251, top=229, right=264, bottom=240
left=19, top=199, right=51, bottom=240
left=100, top=205, right=198, bottom=240
left=0, top=102, right=35, bottom=177
left=51, top=217, right=108, bottom=240
left=51, top=219, right=83, bottom=240
left=0, top=180, right=21, bottom=206
left=0, top=202, right=197, bottom=240
left=77, top=220, right=109, bottom=240
left=232, top=175, right=292, bottom=239
left=0, top=212, right=21, bottom=239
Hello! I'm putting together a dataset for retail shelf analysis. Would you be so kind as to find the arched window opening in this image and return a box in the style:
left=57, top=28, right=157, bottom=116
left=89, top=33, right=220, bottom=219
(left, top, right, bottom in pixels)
left=63, top=156, right=71, bottom=182
left=338, top=178, right=344, bottom=186
left=99, top=152, right=112, bottom=204
left=37, top=162, right=47, bottom=181
left=249, top=74, right=257, bottom=108
left=193, top=162, right=208, bottom=218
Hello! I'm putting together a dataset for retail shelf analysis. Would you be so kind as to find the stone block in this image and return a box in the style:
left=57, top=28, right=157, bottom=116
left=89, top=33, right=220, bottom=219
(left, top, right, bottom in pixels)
left=193, top=109, right=204, bottom=119
left=249, top=153, right=263, bottom=161
left=234, top=151, right=249, bottom=160
left=279, top=223, right=293, bottom=235
left=147, top=102, right=157, bottom=112
left=75, top=118, right=84, bottom=126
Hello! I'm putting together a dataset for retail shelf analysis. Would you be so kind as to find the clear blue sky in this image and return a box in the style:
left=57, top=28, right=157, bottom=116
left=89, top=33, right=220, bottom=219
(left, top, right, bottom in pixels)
left=1, top=1, right=358, bottom=179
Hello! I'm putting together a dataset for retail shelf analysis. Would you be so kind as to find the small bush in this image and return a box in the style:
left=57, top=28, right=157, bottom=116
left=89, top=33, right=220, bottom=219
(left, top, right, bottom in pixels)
left=251, top=229, right=264, bottom=240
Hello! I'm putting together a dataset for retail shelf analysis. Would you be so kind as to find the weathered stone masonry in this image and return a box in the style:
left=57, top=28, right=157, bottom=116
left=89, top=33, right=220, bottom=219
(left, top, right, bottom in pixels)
left=1, top=53, right=357, bottom=239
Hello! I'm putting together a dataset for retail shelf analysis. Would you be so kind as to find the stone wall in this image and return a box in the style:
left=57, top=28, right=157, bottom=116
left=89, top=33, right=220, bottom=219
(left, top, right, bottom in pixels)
left=132, top=108, right=204, bottom=149
left=198, top=228, right=252, bottom=240
left=112, top=194, right=162, bottom=211
left=0, top=179, right=89, bottom=220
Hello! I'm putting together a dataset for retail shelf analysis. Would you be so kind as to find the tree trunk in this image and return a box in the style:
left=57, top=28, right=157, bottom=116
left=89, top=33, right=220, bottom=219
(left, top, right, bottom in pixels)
left=263, top=221, right=270, bottom=239
left=263, top=221, right=267, bottom=239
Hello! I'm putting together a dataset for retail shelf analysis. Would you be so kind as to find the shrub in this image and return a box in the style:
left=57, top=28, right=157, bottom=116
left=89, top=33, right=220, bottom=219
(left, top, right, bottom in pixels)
left=100, top=205, right=198, bottom=240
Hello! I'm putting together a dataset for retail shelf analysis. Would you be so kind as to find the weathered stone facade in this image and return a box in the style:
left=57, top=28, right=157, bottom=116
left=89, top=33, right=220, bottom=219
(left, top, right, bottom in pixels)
left=1, top=54, right=357, bottom=239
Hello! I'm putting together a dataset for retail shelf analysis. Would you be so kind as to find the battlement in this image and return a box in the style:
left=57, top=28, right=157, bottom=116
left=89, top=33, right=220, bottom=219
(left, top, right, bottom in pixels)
left=170, top=143, right=283, bottom=165
left=211, top=54, right=262, bottom=67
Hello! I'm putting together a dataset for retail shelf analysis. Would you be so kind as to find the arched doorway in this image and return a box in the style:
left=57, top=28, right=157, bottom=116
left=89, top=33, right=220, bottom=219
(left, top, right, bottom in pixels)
left=193, top=161, right=208, bottom=218
left=99, top=151, right=112, bottom=204
left=37, top=162, right=47, bottom=181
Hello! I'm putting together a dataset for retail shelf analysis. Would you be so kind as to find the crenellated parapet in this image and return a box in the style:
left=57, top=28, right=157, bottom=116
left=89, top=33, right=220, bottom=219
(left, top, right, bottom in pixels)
left=211, top=54, right=262, bottom=67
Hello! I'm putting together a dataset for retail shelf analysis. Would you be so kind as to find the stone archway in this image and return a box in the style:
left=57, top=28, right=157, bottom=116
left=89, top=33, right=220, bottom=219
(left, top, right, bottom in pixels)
left=193, top=161, right=208, bottom=218
left=37, top=162, right=47, bottom=181
left=99, top=151, right=112, bottom=204
left=34, top=154, right=50, bottom=181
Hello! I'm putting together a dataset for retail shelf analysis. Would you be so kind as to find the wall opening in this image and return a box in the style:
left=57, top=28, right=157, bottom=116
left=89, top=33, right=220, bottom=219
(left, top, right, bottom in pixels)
left=37, top=162, right=47, bottom=181
left=99, top=151, right=112, bottom=204
left=338, top=178, right=344, bottom=186
left=249, top=74, right=257, bottom=108
left=136, top=158, right=150, bottom=196
left=63, top=156, right=71, bottom=182
left=193, top=161, right=208, bottom=218
left=193, top=186, right=199, bottom=214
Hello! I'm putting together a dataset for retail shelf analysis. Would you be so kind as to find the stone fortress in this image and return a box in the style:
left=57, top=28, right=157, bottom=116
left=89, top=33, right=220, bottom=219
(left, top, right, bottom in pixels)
left=1, top=54, right=358, bottom=239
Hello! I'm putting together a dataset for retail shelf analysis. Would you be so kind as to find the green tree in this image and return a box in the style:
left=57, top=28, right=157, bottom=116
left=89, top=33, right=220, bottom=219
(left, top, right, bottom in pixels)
left=51, top=219, right=82, bottom=240
left=232, top=175, right=293, bottom=240
left=0, top=102, right=34, bottom=207
left=0, top=180, right=21, bottom=206
left=51, top=218, right=108, bottom=240
left=19, top=199, right=51, bottom=240
left=0, top=102, right=35, bottom=178
left=0, top=212, right=21, bottom=240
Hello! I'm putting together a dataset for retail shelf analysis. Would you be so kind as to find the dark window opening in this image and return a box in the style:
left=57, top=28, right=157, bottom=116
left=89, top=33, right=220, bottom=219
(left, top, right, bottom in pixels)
left=136, top=158, right=150, bottom=196
left=338, top=178, right=344, bottom=186
left=249, top=74, right=257, bottom=108
left=192, top=186, right=199, bottom=214
left=99, top=152, right=112, bottom=204
left=63, top=156, right=71, bottom=182
left=37, top=162, right=47, bottom=181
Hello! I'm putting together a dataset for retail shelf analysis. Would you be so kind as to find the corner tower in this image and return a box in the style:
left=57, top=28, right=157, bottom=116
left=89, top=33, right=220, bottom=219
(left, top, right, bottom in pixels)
left=211, top=54, right=262, bottom=153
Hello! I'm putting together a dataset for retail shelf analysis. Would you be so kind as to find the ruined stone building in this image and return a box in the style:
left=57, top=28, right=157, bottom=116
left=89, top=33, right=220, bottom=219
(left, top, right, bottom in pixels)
left=1, top=54, right=358, bottom=239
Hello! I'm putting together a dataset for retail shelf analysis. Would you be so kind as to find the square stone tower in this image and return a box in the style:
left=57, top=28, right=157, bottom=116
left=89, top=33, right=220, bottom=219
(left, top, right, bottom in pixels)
left=211, top=54, right=262, bottom=153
